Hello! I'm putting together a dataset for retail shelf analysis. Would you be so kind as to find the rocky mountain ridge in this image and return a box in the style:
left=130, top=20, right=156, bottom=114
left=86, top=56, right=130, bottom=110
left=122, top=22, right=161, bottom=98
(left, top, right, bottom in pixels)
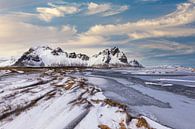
left=1, top=46, right=143, bottom=68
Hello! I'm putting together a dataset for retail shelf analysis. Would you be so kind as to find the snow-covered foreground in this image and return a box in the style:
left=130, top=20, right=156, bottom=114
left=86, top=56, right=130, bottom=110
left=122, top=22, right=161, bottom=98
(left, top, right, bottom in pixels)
left=0, top=68, right=169, bottom=129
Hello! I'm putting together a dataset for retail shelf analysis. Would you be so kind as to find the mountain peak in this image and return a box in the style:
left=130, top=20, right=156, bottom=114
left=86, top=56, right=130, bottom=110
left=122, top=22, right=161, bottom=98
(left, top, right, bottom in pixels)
left=129, top=59, right=143, bottom=67
left=31, top=46, right=52, bottom=51
left=110, top=46, right=120, bottom=56
left=89, top=47, right=129, bottom=67
left=51, top=47, right=65, bottom=56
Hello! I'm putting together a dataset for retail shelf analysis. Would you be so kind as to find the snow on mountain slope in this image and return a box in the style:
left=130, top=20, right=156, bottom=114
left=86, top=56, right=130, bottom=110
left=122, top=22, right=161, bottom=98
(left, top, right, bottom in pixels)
left=89, top=47, right=130, bottom=67
left=0, top=46, right=143, bottom=68
left=0, top=57, right=17, bottom=67
left=14, top=46, right=89, bottom=67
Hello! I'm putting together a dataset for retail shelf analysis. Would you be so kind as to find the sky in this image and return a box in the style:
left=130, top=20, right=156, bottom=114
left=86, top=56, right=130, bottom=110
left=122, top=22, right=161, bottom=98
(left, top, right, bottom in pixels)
left=0, top=0, right=195, bottom=67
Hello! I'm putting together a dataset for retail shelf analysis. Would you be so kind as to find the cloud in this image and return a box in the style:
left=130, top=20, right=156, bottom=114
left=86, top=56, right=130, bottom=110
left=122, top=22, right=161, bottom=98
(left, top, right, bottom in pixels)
left=102, top=5, right=128, bottom=17
left=0, top=0, right=52, bottom=10
left=86, top=2, right=128, bottom=16
left=36, top=2, right=128, bottom=21
left=64, top=34, right=108, bottom=46
left=84, top=0, right=195, bottom=39
left=0, top=17, right=79, bottom=56
left=62, top=25, right=77, bottom=35
left=141, top=41, right=193, bottom=51
left=0, top=16, right=77, bottom=53
left=37, top=3, right=80, bottom=21
left=63, top=0, right=195, bottom=48
left=128, top=28, right=195, bottom=39
left=123, top=39, right=195, bottom=61
left=140, top=40, right=195, bottom=57
left=86, top=2, right=111, bottom=15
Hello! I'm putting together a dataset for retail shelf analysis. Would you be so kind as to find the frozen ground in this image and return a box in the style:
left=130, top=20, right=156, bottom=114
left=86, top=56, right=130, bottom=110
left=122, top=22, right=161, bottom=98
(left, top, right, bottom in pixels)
left=0, top=68, right=170, bottom=129
left=75, top=66, right=195, bottom=129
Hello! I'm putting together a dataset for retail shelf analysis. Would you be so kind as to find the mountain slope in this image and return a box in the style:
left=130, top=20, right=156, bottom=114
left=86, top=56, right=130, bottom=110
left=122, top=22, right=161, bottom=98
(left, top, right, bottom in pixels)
left=0, top=57, right=17, bottom=67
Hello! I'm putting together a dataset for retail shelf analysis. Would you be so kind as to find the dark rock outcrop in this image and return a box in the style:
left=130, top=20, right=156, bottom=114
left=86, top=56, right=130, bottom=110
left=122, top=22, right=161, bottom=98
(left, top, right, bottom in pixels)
left=69, top=52, right=77, bottom=58
left=129, top=60, right=143, bottom=68
left=14, top=48, right=44, bottom=66
left=76, top=54, right=89, bottom=61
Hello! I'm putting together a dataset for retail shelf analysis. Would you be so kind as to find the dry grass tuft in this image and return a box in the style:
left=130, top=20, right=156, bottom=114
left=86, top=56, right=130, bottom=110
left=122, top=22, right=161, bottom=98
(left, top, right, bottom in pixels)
left=136, top=117, right=152, bottom=129
left=119, top=120, right=127, bottom=129
left=98, top=124, right=111, bottom=129
left=64, top=81, right=75, bottom=90
left=91, top=99, right=103, bottom=104
left=104, top=99, right=127, bottom=110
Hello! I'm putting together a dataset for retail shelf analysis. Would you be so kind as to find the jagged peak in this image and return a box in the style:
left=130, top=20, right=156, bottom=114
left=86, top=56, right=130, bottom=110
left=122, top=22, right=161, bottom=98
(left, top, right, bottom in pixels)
left=129, top=59, right=143, bottom=68
left=30, top=45, right=52, bottom=51
left=95, top=47, right=122, bottom=57
left=54, top=47, right=64, bottom=52
left=51, top=47, right=65, bottom=56
left=110, top=46, right=120, bottom=56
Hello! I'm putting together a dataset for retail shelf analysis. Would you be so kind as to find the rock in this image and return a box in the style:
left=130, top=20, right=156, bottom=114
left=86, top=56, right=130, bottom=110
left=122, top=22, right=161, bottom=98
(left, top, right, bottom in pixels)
left=76, top=54, right=89, bottom=61
left=51, top=47, right=67, bottom=56
left=69, top=52, right=77, bottom=58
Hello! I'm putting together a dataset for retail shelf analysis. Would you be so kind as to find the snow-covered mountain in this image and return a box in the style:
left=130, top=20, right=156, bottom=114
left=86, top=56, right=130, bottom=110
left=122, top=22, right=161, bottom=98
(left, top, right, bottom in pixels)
left=0, top=57, right=17, bottom=67
left=129, top=59, right=143, bottom=68
left=0, top=46, right=143, bottom=68
left=89, top=47, right=130, bottom=67
left=14, top=46, right=89, bottom=67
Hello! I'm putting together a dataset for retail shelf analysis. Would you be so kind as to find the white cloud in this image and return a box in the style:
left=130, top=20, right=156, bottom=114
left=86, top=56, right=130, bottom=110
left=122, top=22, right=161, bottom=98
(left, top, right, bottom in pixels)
left=64, top=34, right=107, bottom=46
left=86, top=2, right=111, bottom=15
left=123, top=39, right=195, bottom=60
left=62, top=25, right=77, bottom=34
left=64, top=0, right=195, bottom=47
left=0, top=0, right=51, bottom=10
left=0, top=16, right=77, bottom=56
left=37, top=3, right=80, bottom=21
left=128, top=28, right=195, bottom=39
left=84, top=0, right=195, bottom=39
left=140, top=40, right=195, bottom=56
left=60, top=0, right=195, bottom=51
left=86, top=2, right=128, bottom=16
left=36, top=2, right=128, bottom=21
